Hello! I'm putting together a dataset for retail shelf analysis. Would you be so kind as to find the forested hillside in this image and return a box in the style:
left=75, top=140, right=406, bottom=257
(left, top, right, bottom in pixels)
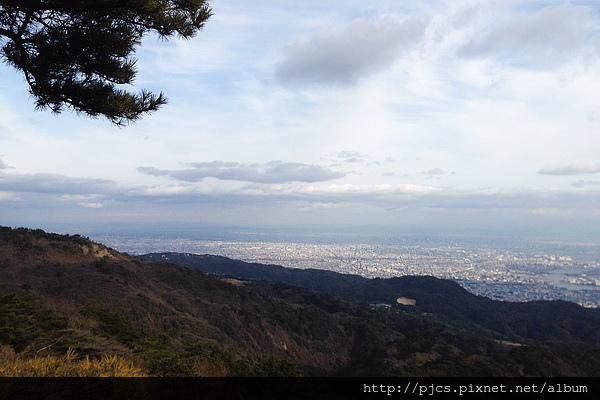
left=1, top=227, right=599, bottom=376
left=142, top=253, right=600, bottom=351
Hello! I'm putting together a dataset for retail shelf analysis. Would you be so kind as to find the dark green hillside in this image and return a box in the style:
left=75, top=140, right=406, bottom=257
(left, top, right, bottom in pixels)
left=0, top=227, right=381, bottom=375
left=141, top=253, right=366, bottom=291
left=142, top=252, right=600, bottom=351
left=1, top=227, right=600, bottom=376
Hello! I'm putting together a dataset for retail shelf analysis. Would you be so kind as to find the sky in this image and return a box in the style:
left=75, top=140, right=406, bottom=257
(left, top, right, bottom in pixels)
left=1, top=0, right=600, bottom=239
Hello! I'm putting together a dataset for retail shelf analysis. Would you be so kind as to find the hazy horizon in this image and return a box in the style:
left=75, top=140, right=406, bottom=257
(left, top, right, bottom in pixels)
left=4, top=221, right=600, bottom=249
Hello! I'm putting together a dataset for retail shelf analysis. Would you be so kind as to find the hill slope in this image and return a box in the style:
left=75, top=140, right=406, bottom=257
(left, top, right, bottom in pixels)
left=0, top=227, right=380, bottom=375
left=141, top=252, right=600, bottom=351
left=1, top=227, right=599, bottom=376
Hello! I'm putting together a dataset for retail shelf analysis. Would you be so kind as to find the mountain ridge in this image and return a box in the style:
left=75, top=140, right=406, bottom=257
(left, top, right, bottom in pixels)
left=1, top=226, right=599, bottom=376
left=140, top=252, right=600, bottom=350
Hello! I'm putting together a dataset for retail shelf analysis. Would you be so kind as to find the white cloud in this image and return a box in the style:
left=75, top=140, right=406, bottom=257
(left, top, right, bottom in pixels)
left=0, top=171, right=115, bottom=194
left=79, top=202, right=104, bottom=209
left=418, top=168, right=455, bottom=175
left=572, top=180, right=600, bottom=188
left=0, top=191, right=20, bottom=201
left=298, top=183, right=438, bottom=196
left=329, top=150, right=370, bottom=164
left=137, top=161, right=345, bottom=184
left=457, top=4, right=594, bottom=67
left=538, top=163, right=600, bottom=175
left=275, top=16, right=428, bottom=87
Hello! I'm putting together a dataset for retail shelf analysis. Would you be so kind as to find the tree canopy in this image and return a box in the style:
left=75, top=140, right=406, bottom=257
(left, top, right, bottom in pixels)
left=0, top=0, right=211, bottom=125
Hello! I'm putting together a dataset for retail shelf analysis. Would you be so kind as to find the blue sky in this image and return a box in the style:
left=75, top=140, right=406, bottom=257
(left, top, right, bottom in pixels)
left=1, top=0, right=600, bottom=239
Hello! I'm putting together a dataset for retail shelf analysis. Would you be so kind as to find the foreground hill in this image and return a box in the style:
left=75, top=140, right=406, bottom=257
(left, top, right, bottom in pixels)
left=1, top=226, right=599, bottom=376
left=0, top=227, right=376, bottom=375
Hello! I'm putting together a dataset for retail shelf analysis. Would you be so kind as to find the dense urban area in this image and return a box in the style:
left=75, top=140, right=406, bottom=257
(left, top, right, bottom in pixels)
left=94, top=233, right=600, bottom=308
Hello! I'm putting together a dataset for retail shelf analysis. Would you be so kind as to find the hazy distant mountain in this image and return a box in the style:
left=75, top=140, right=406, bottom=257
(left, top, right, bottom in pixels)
left=1, top=226, right=599, bottom=376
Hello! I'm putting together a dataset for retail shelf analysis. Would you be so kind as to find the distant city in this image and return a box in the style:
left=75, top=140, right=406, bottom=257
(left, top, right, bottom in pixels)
left=87, top=228, right=600, bottom=308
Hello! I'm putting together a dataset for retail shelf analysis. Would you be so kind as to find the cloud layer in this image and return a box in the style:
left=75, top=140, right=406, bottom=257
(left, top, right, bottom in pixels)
left=138, top=161, right=346, bottom=184
left=0, top=171, right=114, bottom=195
left=538, top=164, right=600, bottom=175
left=457, top=4, right=591, bottom=66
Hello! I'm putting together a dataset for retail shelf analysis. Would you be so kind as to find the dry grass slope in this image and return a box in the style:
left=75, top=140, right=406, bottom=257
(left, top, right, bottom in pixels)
left=0, top=346, right=145, bottom=377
